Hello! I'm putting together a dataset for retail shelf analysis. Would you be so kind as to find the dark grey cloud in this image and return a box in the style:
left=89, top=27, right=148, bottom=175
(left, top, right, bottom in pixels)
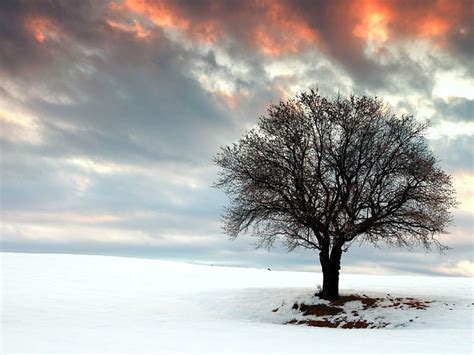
left=2, top=31, right=234, bottom=165
left=434, top=98, right=474, bottom=123
left=0, top=0, right=105, bottom=77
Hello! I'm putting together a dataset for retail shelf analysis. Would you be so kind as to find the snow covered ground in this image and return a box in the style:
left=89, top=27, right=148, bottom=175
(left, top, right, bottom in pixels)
left=1, top=252, right=472, bottom=354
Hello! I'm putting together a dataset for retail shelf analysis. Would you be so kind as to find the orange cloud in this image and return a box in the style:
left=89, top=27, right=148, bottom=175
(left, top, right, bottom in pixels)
left=24, top=15, right=62, bottom=43
left=112, top=0, right=318, bottom=54
left=254, top=1, right=318, bottom=56
left=106, top=18, right=150, bottom=39
left=106, top=0, right=470, bottom=59
left=351, top=0, right=468, bottom=45
left=352, top=0, right=392, bottom=43
left=122, top=0, right=189, bottom=30
left=117, top=0, right=221, bottom=43
left=420, top=17, right=449, bottom=37
left=407, top=0, right=465, bottom=41
left=192, top=20, right=220, bottom=43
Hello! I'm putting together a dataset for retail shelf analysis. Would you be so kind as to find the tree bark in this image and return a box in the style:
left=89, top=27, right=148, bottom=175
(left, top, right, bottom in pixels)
left=319, top=242, right=343, bottom=300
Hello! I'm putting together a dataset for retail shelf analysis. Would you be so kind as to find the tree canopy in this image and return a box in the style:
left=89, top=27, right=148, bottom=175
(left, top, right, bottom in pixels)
left=214, top=90, right=456, bottom=299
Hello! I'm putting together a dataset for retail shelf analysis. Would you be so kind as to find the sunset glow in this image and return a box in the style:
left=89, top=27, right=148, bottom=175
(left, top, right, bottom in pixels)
left=352, top=1, right=391, bottom=42
left=123, top=0, right=189, bottom=30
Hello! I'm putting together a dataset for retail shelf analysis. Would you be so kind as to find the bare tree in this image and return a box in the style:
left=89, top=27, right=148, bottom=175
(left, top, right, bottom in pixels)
left=213, top=90, right=457, bottom=300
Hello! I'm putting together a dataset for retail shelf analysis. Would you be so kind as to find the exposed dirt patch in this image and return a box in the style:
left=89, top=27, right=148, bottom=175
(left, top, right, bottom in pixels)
left=404, top=299, right=429, bottom=310
left=296, top=303, right=344, bottom=316
left=387, top=297, right=429, bottom=310
left=287, top=319, right=340, bottom=328
left=341, top=320, right=370, bottom=329
left=305, top=319, right=340, bottom=328
left=283, top=294, right=432, bottom=329
left=331, top=294, right=384, bottom=310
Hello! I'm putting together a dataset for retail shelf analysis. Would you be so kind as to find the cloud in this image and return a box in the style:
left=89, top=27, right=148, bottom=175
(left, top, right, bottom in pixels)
left=0, top=0, right=473, bottom=276
left=436, top=260, right=474, bottom=277
left=434, top=97, right=474, bottom=123
left=430, top=135, right=473, bottom=172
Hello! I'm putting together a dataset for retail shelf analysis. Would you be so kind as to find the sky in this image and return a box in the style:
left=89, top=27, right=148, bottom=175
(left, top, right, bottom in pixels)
left=0, top=0, right=473, bottom=277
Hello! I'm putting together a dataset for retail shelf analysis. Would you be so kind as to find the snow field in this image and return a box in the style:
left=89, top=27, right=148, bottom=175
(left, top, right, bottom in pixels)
left=1, top=252, right=472, bottom=354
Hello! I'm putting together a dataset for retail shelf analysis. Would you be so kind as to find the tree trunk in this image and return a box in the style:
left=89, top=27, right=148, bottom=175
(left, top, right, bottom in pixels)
left=319, top=242, right=343, bottom=300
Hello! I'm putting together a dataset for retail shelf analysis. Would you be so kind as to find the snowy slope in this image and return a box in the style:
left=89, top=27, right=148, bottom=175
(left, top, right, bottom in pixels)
left=1, top=252, right=472, bottom=354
